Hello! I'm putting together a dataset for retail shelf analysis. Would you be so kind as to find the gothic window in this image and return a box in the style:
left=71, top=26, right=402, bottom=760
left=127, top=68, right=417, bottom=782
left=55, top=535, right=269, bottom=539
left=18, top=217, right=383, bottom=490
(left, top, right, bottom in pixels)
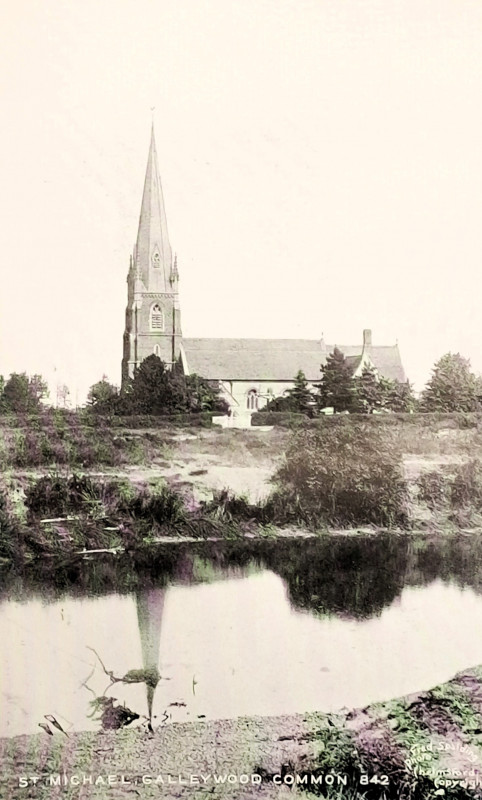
left=152, top=250, right=161, bottom=267
left=150, top=304, right=164, bottom=331
left=247, top=390, right=258, bottom=410
left=153, top=344, right=161, bottom=357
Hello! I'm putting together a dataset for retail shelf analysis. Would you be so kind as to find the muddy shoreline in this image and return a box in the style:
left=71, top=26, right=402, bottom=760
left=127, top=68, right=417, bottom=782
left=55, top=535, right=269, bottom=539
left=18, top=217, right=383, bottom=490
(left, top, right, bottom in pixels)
left=4, top=666, right=482, bottom=799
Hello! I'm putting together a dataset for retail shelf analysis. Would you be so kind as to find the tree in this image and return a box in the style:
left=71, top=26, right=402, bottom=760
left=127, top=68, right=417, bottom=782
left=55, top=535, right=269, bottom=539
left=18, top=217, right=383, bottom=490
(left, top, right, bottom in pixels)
left=353, top=370, right=416, bottom=414
left=87, top=358, right=228, bottom=416
left=260, top=393, right=295, bottom=413
left=129, top=355, right=186, bottom=414
left=1, top=372, right=49, bottom=413
left=381, top=378, right=416, bottom=413
left=286, top=370, right=315, bottom=414
left=29, top=374, right=49, bottom=404
left=318, top=347, right=356, bottom=413
left=421, top=353, right=480, bottom=412
left=87, top=376, right=119, bottom=411
left=184, top=375, right=229, bottom=414
left=354, top=366, right=384, bottom=413
left=56, top=383, right=71, bottom=409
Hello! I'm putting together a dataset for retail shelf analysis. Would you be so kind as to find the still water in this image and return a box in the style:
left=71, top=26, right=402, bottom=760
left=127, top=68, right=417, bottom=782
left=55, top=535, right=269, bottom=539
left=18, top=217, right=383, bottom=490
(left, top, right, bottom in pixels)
left=2, top=534, right=482, bottom=737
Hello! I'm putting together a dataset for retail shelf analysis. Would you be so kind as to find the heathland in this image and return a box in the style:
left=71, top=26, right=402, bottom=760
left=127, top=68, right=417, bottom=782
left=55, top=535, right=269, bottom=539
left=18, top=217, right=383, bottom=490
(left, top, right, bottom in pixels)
left=2, top=410, right=482, bottom=569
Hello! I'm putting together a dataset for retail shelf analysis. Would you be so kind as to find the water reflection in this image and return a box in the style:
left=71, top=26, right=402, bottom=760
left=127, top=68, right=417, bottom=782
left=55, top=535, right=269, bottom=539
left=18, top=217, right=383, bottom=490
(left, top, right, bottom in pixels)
left=3, top=534, right=482, bottom=736
left=136, top=589, right=165, bottom=719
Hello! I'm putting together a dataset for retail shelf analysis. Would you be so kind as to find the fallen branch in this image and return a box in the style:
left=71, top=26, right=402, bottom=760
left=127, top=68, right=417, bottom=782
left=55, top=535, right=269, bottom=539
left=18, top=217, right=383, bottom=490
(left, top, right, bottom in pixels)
left=80, top=664, right=97, bottom=697
left=86, top=646, right=123, bottom=694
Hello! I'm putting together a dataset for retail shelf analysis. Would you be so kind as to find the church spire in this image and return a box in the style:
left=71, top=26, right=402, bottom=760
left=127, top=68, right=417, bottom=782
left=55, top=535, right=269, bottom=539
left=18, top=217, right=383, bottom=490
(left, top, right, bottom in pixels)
left=135, top=124, right=173, bottom=290
left=122, top=127, right=182, bottom=386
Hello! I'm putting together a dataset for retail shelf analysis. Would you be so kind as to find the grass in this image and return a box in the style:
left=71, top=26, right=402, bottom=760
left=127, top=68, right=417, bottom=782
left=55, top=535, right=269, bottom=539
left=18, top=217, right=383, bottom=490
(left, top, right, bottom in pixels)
left=170, top=425, right=290, bottom=466
left=0, top=474, right=248, bottom=566
left=415, top=460, right=482, bottom=528
left=429, top=683, right=482, bottom=737
left=299, top=696, right=477, bottom=800
left=4, top=411, right=482, bottom=566
left=0, top=409, right=171, bottom=469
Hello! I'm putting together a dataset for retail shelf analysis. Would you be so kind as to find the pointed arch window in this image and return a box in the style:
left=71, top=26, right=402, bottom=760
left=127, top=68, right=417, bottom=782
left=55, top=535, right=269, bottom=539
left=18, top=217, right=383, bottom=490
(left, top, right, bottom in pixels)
left=153, top=344, right=161, bottom=357
left=247, top=390, right=258, bottom=410
left=150, top=304, right=164, bottom=331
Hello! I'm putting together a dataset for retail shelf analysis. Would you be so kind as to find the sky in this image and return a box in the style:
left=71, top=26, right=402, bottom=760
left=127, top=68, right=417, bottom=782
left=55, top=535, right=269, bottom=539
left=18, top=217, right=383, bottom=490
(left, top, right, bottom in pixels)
left=1, top=0, right=482, bottom=404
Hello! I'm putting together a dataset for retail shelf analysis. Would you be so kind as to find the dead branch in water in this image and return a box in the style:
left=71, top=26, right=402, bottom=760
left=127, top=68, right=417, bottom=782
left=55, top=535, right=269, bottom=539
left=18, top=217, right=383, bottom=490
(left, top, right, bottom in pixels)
left=86, top=646, right=124, bottom=694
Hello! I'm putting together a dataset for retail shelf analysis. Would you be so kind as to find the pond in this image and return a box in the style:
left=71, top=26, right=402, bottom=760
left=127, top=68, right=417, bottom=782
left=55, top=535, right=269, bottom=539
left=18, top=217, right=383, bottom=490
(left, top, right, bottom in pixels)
left=3, top=533, right=482, bottom=737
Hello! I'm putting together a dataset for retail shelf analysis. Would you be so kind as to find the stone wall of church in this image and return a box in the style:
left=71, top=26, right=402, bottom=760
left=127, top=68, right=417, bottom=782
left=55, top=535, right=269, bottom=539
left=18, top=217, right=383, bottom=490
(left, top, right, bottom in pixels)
left=219, top=379, right=318, bottom=411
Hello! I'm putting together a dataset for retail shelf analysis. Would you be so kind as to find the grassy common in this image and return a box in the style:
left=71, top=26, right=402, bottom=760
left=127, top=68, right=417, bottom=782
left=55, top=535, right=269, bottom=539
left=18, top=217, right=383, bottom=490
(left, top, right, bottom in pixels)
left=2, top=411, right=482, bottom=570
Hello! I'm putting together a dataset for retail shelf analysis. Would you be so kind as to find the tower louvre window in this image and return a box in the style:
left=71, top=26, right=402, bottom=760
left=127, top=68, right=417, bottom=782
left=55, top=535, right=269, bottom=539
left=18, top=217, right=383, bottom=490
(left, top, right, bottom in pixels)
left=150, top=304, right=164, bottom=331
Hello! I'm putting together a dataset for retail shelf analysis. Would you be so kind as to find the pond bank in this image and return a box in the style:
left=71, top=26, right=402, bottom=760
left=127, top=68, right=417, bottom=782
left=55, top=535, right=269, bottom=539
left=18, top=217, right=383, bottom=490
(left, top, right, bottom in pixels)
left=4, top=417, right=482, bottom=572
left=3, top=665, right=482, bottom=799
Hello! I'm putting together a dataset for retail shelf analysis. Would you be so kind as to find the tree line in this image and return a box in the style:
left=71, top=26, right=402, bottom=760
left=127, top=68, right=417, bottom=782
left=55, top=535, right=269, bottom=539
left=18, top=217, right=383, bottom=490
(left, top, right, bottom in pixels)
left=262, top=348, right=482, bottom=415
left=86, top=355, right=229, bottom=415
left=0, top=350, right=481, bottom=415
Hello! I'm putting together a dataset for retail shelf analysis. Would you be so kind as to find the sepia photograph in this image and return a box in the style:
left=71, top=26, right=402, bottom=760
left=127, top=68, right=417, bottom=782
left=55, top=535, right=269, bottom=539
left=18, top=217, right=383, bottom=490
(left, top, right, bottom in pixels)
left=2, top=1, right=482, bottom=798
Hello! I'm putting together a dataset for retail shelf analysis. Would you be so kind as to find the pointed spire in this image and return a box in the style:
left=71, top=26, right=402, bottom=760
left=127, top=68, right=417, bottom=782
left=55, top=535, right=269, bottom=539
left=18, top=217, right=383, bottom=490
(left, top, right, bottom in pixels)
left=135, top=125, right=173, bottom=290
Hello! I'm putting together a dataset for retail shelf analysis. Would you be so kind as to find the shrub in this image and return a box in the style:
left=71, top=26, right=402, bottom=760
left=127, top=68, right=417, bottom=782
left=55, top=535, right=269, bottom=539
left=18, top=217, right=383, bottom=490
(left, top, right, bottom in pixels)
left=0, top=490, right=22, bottom=561
left=202, top=490, right=256, bottom=522
left=450, top=459, right=482, bottom=509
left=273, top=423, right=409, bottom=528
left=123, top=483, right=186, bottom=526
left=91, top=439, right=122, bottom=467
left=12, top=432, right=27, bottom=467
left=39, top=432, right=68, bottom=465
left=24, top=474, right=102, bottom=517
left=416, top=470, right=450, bottom=510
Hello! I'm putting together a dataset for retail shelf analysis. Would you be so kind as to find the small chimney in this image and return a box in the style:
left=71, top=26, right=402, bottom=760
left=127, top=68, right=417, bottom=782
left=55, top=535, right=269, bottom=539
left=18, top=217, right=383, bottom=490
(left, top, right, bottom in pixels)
left=363, top=329, right=372, bottom=348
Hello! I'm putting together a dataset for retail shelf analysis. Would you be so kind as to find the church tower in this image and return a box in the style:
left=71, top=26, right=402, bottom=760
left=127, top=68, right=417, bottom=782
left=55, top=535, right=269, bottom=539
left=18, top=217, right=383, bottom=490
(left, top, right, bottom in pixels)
left=122, top=125, right=182, bottom=385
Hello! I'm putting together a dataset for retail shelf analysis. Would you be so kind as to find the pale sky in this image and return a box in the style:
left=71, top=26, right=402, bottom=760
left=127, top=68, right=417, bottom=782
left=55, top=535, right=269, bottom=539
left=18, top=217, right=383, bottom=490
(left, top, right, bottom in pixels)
left=1, top=0, right=482, bottom=403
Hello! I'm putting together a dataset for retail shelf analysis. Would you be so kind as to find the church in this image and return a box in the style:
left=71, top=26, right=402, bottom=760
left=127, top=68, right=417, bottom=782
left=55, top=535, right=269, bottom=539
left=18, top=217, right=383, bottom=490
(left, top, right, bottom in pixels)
left=122, top=127, right=406, bottom=412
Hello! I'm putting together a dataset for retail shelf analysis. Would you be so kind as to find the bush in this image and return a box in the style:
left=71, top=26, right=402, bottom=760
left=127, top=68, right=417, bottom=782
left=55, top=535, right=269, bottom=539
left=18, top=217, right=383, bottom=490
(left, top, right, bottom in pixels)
left=24, top=474, right=102, bottom=517
left=123, top=483, right=186, bottom=526
left=273, top=423, right=409, bottom=528
left=39, top=434, right=68, bottom=464
left=417, top=470, right=451, bottom=510
left=450, top=460, right=482, bottom=509
left=0, top=490, right=21, bottom=561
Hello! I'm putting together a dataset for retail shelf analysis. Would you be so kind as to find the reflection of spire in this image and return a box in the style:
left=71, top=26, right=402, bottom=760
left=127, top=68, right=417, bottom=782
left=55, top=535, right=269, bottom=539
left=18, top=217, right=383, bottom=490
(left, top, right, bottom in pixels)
left=136, top=588, right=166, bottom=719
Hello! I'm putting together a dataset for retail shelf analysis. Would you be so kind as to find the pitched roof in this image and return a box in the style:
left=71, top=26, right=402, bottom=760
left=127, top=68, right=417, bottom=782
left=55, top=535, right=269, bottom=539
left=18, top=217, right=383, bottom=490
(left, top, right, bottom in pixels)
left=182, top=338, right=406, bottom=383
left=334, top=346, right=406, bottom=383
left=345, top=355, right=362, bottom=373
